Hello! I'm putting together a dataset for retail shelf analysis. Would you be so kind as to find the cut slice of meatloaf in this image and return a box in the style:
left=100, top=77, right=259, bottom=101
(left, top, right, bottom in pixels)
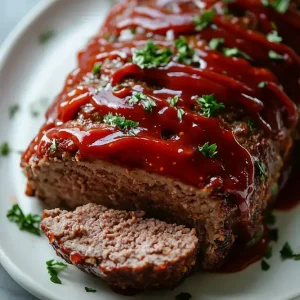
left=41, top=203, right=199, bottom=291
left=22, top=0, right=299, bottom=271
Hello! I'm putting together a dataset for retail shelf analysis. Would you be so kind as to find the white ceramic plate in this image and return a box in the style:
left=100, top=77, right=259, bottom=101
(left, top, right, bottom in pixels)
left=0, top=1, right=300, bottom=299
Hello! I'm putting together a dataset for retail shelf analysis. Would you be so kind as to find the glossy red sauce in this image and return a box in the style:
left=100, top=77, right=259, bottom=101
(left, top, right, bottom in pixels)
left=23, top=0, right=300, bottom=270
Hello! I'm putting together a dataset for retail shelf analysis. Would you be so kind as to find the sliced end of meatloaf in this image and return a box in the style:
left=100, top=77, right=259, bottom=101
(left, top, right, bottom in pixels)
left=41, top=203, right=199, bottom=291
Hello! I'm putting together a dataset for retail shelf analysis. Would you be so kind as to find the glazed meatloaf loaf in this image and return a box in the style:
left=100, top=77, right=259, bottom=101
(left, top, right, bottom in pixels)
left=22, top=0, right=300, bottom=270
left=41, top=203, right=199, bottom=291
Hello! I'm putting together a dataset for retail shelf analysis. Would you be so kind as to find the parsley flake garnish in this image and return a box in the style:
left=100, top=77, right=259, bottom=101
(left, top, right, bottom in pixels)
left=267, top=31, right=282, bottom=43
left=93, top=63, right=102, bottom=76
left=261, top=259, right=270, bottom=271
left=264, top=247, right=273, bottom=259
left=196, top=94, right=225, bottom=117
left=112, top=83, right=131, bottom=91
left=168, top=95, right=180, bottom=107
left=103, top=113, right=139, bottom=135
left=255, top=160, right=267, bottom=182
left=258, top=82, right=267, bottom=88
left=132, top=40, right=173, bottom=69
left=9, top=105, right=20, bottom=119
left=193, top=9, right=215, bottom=31
left=177, top=108, right=185, bottom=122
left=264, top=210, right=276, bottom=225
left=174, top=37, right=198, bottom=65
left=175, top=292, right=192, bottom=300
left=209, top=38, right=224, bottom=50
left=50, top=139, right=58, bottom=152
left=85, top=287, right=97, bottom=293
left=269, top=228, right=279, bottom=242
left=198, top=142, right=218, bottom=158
left=280, top=242, right=300, bottom=261
left=38, top=30, right=56, bottom=44
left=46, top=260, right=68, bottom=284
left=269, top=50, right=284, bottom=60
left=261, top=0, right=290, bottom=14
left=223, top=47, right=252, bottom=60
left=6, top=204, right=41, bottom=236
left=0, top=142, right=10, bottom=156
left=128, top=92, right=157, bottom=112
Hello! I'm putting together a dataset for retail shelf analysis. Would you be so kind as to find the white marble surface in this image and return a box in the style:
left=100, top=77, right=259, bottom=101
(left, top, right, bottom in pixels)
left=1, top=2, right=41, bottom=299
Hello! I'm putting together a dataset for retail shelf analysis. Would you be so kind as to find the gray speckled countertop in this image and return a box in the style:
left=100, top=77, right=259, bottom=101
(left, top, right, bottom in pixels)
left=1, top=2, right=40, bottom=299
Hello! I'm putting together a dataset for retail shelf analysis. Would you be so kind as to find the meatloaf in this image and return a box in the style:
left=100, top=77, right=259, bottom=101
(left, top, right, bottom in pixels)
left=22, top=0, right=300, bottom=270
left=41, top=203, right=199, bottom=291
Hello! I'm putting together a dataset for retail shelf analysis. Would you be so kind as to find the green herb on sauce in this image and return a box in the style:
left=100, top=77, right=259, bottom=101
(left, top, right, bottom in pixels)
left=112, top=83, right=131, bottom=91
left=209, top=38, right=224, bottom=50
left=247, top=120, right=257, bottom=132
left=6, top=204, right=41, bottom=236
left=50, top=139, right=58, bottom=152
left=174, top=37, right=198, bottom=65
left=193, top=9, right=215, bottom=31
left=261, top=0, right=290, bottom=14
left=223, top=47, right=252, bottom=60
left=9, top=105, right=20, bottom=119
left=132, top=40, right=173, bottom=69
left=168, top=95, right=180, bottom=107
left=93, top=63, right=102, bottom=77
left=175, top=292, right=192, bottom=300
left=269, top=50, right=284, bottom=60
left=258, top=82, right=267, bottom=88
left=85, top=287, right=97, bottom=293
left=255, top=160, right=267, bottom=182
left=46, top=260, right=68, bottom=284
left=38, top=30, right=56, bottom=44
left=128, top=92, right=157, bottom=112
left=103, top=113, right=139, bottom=135
left=280, top=242, right=300, bottom=260
left=267, top=31, right=282, bottom=43
left=198, top=142, right=218, bottom=158
left=222, top=0, right=236, bottom=3
left=0, top=142, right=10, bottom=156
left=196, top=94, right=225, bottom=117
left=177, top=108, right=185, bottom=122
left=261, top=259, right=270, bottom=271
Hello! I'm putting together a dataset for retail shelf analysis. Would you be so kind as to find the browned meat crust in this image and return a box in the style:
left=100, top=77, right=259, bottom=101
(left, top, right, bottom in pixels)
left=41, top=203, right=199, bottom=291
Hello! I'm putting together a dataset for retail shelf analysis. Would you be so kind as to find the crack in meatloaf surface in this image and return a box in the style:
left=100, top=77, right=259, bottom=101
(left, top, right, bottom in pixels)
left=41, top=203, right=199, bottom=291
left=22, top=0, right=300, bottom=271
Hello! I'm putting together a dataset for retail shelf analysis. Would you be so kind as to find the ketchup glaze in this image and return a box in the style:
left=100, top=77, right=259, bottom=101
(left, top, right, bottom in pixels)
left=23, top=1, right=300, bottom=231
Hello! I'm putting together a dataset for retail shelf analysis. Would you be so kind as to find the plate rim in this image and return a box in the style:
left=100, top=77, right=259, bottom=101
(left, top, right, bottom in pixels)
left=0, top=1, right=62, bottom=299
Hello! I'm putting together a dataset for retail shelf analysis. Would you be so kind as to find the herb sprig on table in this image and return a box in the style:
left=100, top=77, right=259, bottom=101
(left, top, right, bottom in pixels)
left=6, top=204, right=41, bottom=236
left=46, top=260, right=68, bottom=284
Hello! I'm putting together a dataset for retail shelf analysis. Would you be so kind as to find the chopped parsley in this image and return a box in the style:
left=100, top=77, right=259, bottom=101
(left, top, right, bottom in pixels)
left=261, top=259, right=270, bottom=271
left=50, top=139, right=58, bottom=152
left=85, top=287, right=97, bottom=293
left=247, top=120, right=257, bottom=132
left=38, top=30, right=56, bottom=44
left=103, top=113, right=139, bottom=135
left=198, top=142, right=218, bottom=158
left=223, top=47, right=252, bottom=60
left=174, top=37, right=197, bottom=65
left=258, top=81, right=267, bottom=88
left=177, top=108, right=185, bottom=122
left=222, top=0, right=236, bottom=3
left=255, top=160, right=267, bottom=182
left=112, top=83, right=131, bottom=91
left=193, top=9, right=215, bottom=31
left=6, top=204, right=41, bottom=236
left=9, top=105, right=20, bottom=119
left=267, top=31, right=282, bottom=43
left=269, top=228, right=279, bottom=242
left=264, top=246, right=273, bottom=259
left=132, top=40, right=173, bottom=69
left=209, top=38, right=224, bottom=50
left=280, top=242, right=300, bottom=261
left=128, top=92, right=157, bottom=112
left=168, top=95, right=180, bottom=107
left=261, top=0, right=290, bottom=14
left=269, top=50, right=284, bottom=60
left=196, top=94, right=225, bottom=117
left=0, top=142, right=10, bottom=156
left=92, top=63, right=102, bottom=76
left=264, top=210, right=276, bottom=226
left=175, top=292, right=192, bottom=300
left=46, top=260, right=68, bottom=284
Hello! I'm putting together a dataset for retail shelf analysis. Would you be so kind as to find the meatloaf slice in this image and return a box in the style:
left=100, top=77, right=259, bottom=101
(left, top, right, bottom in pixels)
left=41, top=203, right=199, bottom=291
